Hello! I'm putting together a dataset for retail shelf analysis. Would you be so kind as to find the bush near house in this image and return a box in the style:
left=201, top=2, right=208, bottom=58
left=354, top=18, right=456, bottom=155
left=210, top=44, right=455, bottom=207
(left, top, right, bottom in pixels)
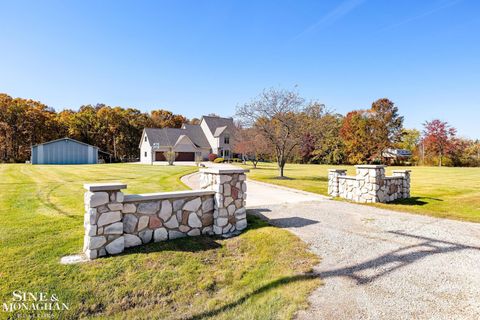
left=214, top=157, right=224, bottom=163
left=208, top=153, right=218, bottom=162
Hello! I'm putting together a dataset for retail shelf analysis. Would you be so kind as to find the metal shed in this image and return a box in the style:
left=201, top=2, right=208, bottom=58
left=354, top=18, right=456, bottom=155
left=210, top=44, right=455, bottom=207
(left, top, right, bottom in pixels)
left=31, top=138, right=99, bottom=164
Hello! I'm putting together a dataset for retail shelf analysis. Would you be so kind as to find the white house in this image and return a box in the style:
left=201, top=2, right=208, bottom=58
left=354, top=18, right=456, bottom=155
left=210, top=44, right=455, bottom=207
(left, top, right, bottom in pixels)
left=139, top=115, right=235, bottom=163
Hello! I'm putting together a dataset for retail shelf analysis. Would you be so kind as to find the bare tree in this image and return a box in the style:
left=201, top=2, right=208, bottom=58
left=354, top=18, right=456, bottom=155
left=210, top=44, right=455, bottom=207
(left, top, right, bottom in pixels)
left=236, top=88, right=304, bottom=177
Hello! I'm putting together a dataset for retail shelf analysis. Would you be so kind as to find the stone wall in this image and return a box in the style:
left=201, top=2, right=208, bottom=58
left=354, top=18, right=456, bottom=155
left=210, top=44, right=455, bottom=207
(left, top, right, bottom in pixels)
left=83, top=168, right=249, bottom=259
left=328, top=165, right=410, bottom=203
left=199, top=168, right=248, bottom=235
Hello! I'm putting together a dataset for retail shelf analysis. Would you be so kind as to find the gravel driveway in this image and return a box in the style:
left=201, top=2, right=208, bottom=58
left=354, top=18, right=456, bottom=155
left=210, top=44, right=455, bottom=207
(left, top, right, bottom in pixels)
left=251, top=201, right=480, bottom=319
left=183, top=171, right=480, bottom=319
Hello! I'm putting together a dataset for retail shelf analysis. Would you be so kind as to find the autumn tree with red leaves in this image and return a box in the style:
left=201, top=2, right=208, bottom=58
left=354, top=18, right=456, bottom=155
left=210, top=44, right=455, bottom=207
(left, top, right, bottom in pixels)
left=422, top=119, right=457, bottom=167
left=340, top=98, right=403, bottom=164
left=233, top=127, right=269, bottom=168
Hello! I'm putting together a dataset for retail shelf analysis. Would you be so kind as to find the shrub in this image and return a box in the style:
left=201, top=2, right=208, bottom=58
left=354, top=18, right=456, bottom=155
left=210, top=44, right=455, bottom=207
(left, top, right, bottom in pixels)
left=208, top=153, right=218, bottom=162
left=213, top=157, right=224, bottom=163
left=164, top=151, right=176, bottom=165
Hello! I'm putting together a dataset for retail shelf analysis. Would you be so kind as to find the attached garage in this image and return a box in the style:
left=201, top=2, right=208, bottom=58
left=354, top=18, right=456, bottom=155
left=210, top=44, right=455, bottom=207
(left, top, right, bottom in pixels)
left=155, top=152, right=166, bottom=161
left=31, top=138, right=98, bottom=164
left=176, top=152, right=195, bottom=161
left=154, top=151, right=194, bottom=161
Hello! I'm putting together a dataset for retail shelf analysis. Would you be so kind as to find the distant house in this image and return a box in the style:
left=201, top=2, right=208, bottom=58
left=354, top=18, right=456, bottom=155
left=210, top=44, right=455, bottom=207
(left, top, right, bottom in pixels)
left=139, top=115, right=235, bottom=163
left=31, top=138, right=99, bottom=164
left=382, top=148, right=412, bottom=164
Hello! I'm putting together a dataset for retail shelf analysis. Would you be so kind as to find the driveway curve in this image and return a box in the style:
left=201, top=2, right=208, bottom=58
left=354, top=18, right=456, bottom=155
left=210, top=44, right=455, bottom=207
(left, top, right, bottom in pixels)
left=181, top=171, right=328, bottom=206
left=182, top=170, right=480, bottom=319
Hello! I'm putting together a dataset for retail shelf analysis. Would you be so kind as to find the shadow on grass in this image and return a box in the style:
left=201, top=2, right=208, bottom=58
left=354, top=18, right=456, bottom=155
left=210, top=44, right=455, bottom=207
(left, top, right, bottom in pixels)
left=185, top=273, right=317, bottom=320
left=123, top=236, right=222, bottom=255
left=121, top=216, right=269, bottom=256
left=390, top=196, right=443, bottom=206
left=271, top=176, right=295, bottom=180
left=248, top=208, right=319, bottom=228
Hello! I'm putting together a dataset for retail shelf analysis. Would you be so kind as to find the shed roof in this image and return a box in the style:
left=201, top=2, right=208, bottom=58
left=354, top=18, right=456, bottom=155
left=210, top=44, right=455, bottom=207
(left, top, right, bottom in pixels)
left=32, top=137, right=99, bottom=149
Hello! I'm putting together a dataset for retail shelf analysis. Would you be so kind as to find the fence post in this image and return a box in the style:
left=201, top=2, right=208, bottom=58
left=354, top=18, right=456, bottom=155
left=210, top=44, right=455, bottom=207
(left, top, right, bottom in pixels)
left=200, top=168, right=249, bottom=235
left=328, top=169, right=347, bottom=197
left=355, top=165, right=386, bottom=203
left=83, top=182, right=127, bottom=259
left=393, top=170, right=411, bottom=199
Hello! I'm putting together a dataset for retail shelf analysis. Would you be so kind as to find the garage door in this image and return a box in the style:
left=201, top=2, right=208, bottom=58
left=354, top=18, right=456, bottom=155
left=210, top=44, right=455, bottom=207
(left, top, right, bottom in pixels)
left=155, top=152, right=166, bottom=161
left=176, top=152, right=195, bottom=161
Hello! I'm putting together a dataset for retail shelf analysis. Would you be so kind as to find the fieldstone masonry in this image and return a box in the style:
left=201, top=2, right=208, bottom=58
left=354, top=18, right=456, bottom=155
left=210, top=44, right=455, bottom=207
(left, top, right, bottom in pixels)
left=199, top=168, right=248, bottom=235
left=328, top=165, right=410, bottom=203
left=83, top=168, right=249, bottom=259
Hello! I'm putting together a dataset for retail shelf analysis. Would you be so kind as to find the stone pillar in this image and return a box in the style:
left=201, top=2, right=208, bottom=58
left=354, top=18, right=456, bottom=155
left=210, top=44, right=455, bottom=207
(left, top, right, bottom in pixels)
left=83, top=183, right=127, bottom=259
left=200, top=168, right=249, bottom=235
left=328, top=169, right=347, bottom=197
left=355, top=165, right=386, bottom=203
left=393, top=170, right=411, bottom=199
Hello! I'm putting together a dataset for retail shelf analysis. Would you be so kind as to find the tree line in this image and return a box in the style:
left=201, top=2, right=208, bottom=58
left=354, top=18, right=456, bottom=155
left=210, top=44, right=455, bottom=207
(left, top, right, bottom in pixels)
left=0, top=93, right=187, bottom=162
left=234, top=88, right=479, bottom=176
left=1, top=91, right=478, bottom=169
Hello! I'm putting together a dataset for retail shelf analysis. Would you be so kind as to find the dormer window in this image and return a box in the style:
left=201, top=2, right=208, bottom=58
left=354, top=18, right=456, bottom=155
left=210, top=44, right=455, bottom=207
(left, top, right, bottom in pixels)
left=144, top=136, right=147, bottom=142
left=224, top=135, right=230, bottom=144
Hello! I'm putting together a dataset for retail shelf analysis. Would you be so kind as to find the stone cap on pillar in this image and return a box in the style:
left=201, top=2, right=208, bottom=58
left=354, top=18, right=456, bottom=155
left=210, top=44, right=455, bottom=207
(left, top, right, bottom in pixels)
left=200, top=168, right=250, bottom=174
left=83, top=182, right=127, bottom=192
left=355, top=165, right=386, bottom=169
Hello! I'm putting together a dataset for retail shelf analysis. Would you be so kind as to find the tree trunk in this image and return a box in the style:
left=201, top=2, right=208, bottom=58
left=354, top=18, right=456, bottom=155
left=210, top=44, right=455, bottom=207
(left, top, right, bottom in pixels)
left=278, top=159, right=286, bottom=177
left=439, top=152, right=443, bottom=167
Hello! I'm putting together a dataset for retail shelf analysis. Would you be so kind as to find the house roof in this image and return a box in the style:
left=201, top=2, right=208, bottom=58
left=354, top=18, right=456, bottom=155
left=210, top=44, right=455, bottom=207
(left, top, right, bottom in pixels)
left=144, top=125, right=210, bottom=149
left=383, top=148, right=412, bottom=157
left=201, top=116, right=235, bottom=136
left=213, top=126, right=228, bottom=137
left=32, top=137, right=99, bottom=149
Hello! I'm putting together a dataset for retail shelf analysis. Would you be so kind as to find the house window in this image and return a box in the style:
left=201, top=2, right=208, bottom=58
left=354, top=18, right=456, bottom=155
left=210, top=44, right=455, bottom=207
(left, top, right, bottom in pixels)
left=223, top=150, right=230, bottom=158
left=144, top=152, right=147, bottom=157
left=144, top=136, right=147, bottom=142
left=224, top=135, right=230, bottom=144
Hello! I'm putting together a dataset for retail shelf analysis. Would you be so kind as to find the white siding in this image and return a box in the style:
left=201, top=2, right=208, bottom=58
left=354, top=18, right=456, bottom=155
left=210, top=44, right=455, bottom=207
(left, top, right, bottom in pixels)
left=139, top=131, right=153, bottom=164
left=200, top=119, right=219, bottom=154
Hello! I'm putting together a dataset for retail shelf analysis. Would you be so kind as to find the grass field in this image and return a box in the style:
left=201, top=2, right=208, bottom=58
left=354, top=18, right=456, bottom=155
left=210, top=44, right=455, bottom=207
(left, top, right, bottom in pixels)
left=0, top=164, right=319, bottom=319
left=242, top=162, right=480, bottom=222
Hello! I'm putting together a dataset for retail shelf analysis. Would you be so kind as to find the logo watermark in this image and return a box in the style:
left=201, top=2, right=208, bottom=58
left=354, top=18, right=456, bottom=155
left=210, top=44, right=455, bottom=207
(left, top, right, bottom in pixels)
left=2, top=291, right=69, bottom=318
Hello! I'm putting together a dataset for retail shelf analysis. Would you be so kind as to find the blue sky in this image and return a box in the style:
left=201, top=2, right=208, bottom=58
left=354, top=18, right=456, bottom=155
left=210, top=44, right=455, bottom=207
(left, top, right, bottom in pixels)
left=0, top=0, right=479, bottom=138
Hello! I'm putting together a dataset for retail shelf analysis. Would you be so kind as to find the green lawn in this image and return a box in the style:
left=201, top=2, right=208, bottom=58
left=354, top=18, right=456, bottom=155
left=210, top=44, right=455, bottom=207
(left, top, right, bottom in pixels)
left=242, top=162, right=480, bottom=222
left=0, top=164, right=319, bottom=319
